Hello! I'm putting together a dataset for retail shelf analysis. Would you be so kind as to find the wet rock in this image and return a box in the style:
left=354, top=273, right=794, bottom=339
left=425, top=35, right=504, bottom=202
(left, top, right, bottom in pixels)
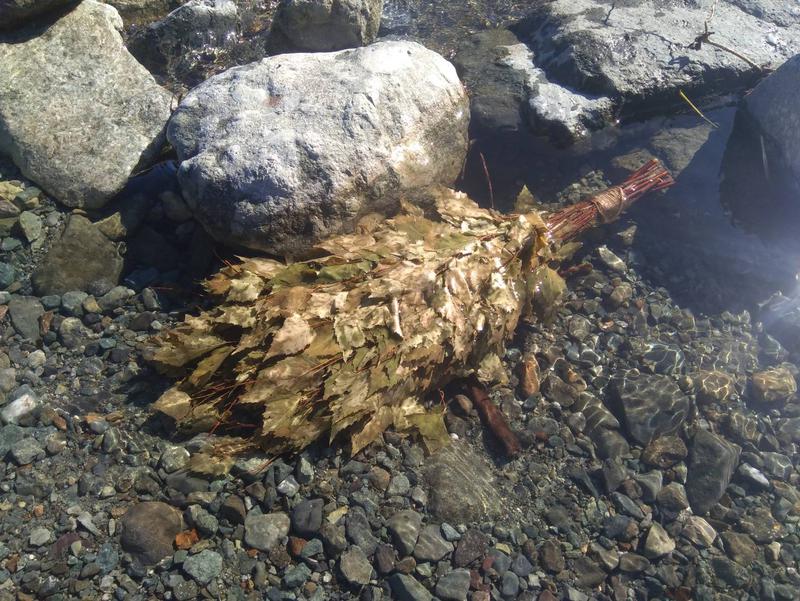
left=413, top=524, right=453, bottom=562
left=183, top=549, right=222, bottom=584
left=694, top=370, right=737, bottom=404
left=340, top=546, right=373, bottom=585
left=1, top=391, right=40, bottom=425
left=0, top=0, right=172, bottom=208
left=10, top=437, right=44, bottom=464
left=0, top=0, right=75, bottom=30
left=388, top=573, right=432, bottom=601
left=721, top=531, right=758, bottom=565
left=8, top=295, right=44, bottom=341
left=641, top=435, right=687, bottom=469
left=751, top=366, right=797, bottom=403
left=271, top=0, right=383, bottom=52
left=644, top=523, right=675, bottom=559
left=597, top=246, right=626, bottom=273
left=167, top=40, right=468, bottom=256
left=29, top=527, right=52, bottom=546
left=681, top=516, right=717, bottom=547
left=712, top=556, right=749, bottom=587
left=743, top=54, right=800, bottom=196
left=618, top=552, right=649, bottom=574
left=342, top=509, right=378, bottom=558
left=610, top=370, right=690, bottom=445
left=452, top=529, right=488, bottom=568
left=128, top=0, right=238, bottom=78
left=424, top=442, right=501, bottom=523
left=539, top=540, right=564, bottom=573
left=18, top=211, right=42, bottom=242
left=387, top=510, right=422, bottom=556
left=686, top=429, right=741, bottom=515
left=120, top=502, right=184, bottom=565
left=31, top=215, right=123, bottom=296
left=515, top=0, right=800, bottom=127
left=244, top=512, right=290, bottom=551
left=435, top=568, right=470, bottom=601
left=657, top=482, right=690, bottom=512
left=291, top=498, right=323, bottom=537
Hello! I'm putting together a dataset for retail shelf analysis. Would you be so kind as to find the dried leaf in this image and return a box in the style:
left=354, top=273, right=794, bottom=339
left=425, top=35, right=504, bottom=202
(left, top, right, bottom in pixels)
left=153, top=388, right=192, bottom=421
left=265, top=314, right=315, bottom=360
left=175, top=529, right=199, bottom=550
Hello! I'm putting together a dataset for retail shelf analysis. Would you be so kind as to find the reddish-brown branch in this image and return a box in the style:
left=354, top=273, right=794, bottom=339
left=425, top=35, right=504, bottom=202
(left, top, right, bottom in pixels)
left=466, top=379, right=522, bottom=458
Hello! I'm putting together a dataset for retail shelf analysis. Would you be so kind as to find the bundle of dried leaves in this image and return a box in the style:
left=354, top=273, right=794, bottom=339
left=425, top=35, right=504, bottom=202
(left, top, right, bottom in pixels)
left=149, top=161, right=673, bottom=469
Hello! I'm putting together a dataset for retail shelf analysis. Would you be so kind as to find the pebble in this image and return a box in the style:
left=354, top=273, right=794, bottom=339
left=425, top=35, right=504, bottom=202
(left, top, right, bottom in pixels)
left=435, top=568, right=471, bottom=601
left=29, top=527, right=52, bottom=546
left=244, top=512, right=290, bottom=551
left=340, top=546, right=373, bottom=585
left=643, top=523, right=675, bottom=558
left=388, top=510, right=422, bottom=556
left=183, top=549, right=222, bottom=584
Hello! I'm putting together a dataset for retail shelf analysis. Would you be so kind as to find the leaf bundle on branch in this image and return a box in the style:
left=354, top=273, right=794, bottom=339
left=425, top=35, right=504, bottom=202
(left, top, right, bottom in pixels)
left=149, top=160, right=673, bottom=468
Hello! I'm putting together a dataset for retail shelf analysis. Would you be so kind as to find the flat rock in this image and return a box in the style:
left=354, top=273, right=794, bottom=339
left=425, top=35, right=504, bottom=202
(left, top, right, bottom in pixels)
left=515, top=0, right=800, bottom=124
left=387, top=510, right=422, bottom=556
left=120, top=501, right=184, bottom=565
left=423, top=441, right=504, bottom=524
left=413, top=524, right=453, bottom=562
left=244, top=512, right=290, bottom=551
left=31, top=215, right=123, bottom=296
left=388, top=573, right=433, bottom=601
left=686, top=429, right=741, bottom=515
left=0, top=0, right=172, bottom=208
left=183, top=549, right=222, bottom=584
left=435, top=568, right=471, bottom=601
left=610, top=370, right=691, bottom=445
left=644, top=523, right=675, bottom=558
left=339, top=546, right=372, bottom=585
left=271, top=0, right=383, bottom=52
left=167, top=40, right=469, bottom=256
left=8, top=295, right=44, bottom=342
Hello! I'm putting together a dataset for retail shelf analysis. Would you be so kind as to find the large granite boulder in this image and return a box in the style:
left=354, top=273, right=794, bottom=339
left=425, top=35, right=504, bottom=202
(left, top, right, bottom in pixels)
left=514, top=0, right=800, bottom=122
left=0, top=0, right=76, bottom=29
left=0, top=0, right=173, bottom=209
left=271, top=0, right=383, bottom=52
left=167, top=40, right=469, bottom=256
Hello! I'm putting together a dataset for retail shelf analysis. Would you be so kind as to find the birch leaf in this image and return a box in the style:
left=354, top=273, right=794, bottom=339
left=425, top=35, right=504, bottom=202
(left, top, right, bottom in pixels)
left=265, top=314, right=315, bottom=360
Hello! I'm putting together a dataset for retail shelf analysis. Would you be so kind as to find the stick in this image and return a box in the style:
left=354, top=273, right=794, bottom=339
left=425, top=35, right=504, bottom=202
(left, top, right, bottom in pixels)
left=466, top=378, right=522, bottom=458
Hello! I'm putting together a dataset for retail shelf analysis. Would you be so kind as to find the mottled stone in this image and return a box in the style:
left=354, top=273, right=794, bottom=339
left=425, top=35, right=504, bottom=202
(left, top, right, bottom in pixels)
left=686, top=429, right=740, bottom=515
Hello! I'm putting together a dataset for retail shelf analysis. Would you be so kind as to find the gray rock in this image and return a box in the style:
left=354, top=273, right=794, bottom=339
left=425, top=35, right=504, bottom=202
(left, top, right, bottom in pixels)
left=0, top=0, right=76, bottom=30
left=345, top=506, right=378, bottom=556
left=159, top=446, right=190, bottom=473
left=120, top=501, right=184, bottom=565
left=28, top=527, right=52, bottom=546
left=244, top=512, right=290, bottom=551
left=610, top=370, right=691, bottom=445
left=643, top=523, right=675, bottom=558
left=388, top=573, right=432, bottom=601
left=516, top=0, right=800, bottom=125
left=0, top=424, right=25, bottom=459
left=453, top=28, right=611, bottom=149
left=11, top=437, right=45, bottom=465
left=686, top=429, right=741, bottom=515
left=339, top=546, right=372, bottom=585
left=283, top=563, right=312, bottom=587
left=167, top=40, right=469, bottom=256
left=18, top=211, right=42, bottom=242
left=618, top=552, right=650, bottom=573
left=8, top=296, right=44, bottom=342
left=183, top=549, right=222, bottom=584
left=387, top=509, right=422, bottom=556
left=424, top=442, right=502, bottom=523
left=186, top=505, right=218, bottom=536
left=435, top=568, right=470, bottom=601
left=743, top=54, right=800, bottom=193
left=31, top=215, right=123, bottom=296
left=291, top=498, right=323, bottom=537
left=58, top=317, right=89, bottom=349
left=97, top=286, right=133, bottom=312
left=272, top=0, right=383, bottom=52
left=0, top=262, right=15, bottom=289
left=0, top=0, right=172, bottom=208
left=413, top=524, right=453, bottom=562
left=128, top=0, right=238, bottom=77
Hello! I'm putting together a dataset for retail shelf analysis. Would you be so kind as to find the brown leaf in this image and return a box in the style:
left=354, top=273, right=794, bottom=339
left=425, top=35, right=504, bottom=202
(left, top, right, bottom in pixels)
left=265, top=314, right=315, bottom=360
left=519, top=353, right=540, bottom=397
left=175, top=529, right=199, bottom=550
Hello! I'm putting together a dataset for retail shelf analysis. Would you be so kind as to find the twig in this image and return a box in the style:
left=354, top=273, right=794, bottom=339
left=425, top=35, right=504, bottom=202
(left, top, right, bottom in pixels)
left=478, top=151, right=495, bottom=210
left=688, top=21, right=763, bottom=72
left=466, top=378, right=521, bottom=458
left=679, top=89, right=719, bottom=128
